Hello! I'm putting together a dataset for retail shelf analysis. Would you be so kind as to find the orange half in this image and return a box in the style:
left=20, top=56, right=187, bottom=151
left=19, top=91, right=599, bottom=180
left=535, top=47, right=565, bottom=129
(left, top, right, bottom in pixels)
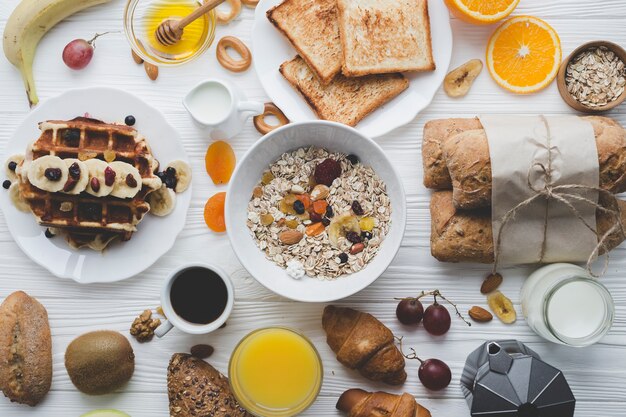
left=486, top=16, right=562, bottom=94
left=444, top=0, right=520, bottom=25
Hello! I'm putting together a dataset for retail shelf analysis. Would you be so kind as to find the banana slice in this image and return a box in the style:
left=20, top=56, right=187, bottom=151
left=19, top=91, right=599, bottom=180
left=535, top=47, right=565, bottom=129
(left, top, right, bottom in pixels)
left=328, top=212, right=361, bottom=247
left=147, top=185, right=176, bottom=216
left=9, top=183, right=30, bottom=212
left=84, top=159, right=114, bottom=197
left=62, top=159, right=89, bottom=195
left=27, top=155, right=69, bottom=192
left=444, top=59, right=483, bottom=98
left=166, top=160, right=192, bottom=193
left=109, top=161, right=142, bottom=199
left=5, top=154, right=24, bottom=181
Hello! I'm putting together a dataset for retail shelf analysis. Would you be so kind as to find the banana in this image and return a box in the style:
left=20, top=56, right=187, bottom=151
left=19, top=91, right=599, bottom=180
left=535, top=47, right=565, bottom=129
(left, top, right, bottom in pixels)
left=9, top=182, right=30, bottom=212
left=147, top=185, right=176, bottom=216
left=84, top=159, right=113, bottom=197
left=27, top=155, right=68, bottom=192
left=443, top=59, right=483, bottom=98
left=109, top=161, right=142, bottom=199
left=166, top=160, right=192, bottom=193
left=328, top=212, right=361, bottom=247
left=5, top=154, right=24, bottom=181
left=62, top=158, right=88, bottom=194
left=3, top=0, right=112, bottom=107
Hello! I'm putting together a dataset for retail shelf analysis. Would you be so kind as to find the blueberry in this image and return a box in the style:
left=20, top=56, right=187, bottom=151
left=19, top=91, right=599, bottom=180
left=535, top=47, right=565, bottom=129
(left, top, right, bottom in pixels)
left=44, top=168, right=62, bottom=181
left=2, top=180, right=11, bottom=189
left=346, top=231, right=362, bottom=243
left=293, top=200, right=305, bottom=214
left=322, top=217, right=331, bottom=226
left=68, top=162, right=81, bottom=180
left=44, top=228, right=55, bottom=238
left=351, top=200, right=364, bottom=215
left=346, top=154, right=359, bottom=165
left=7, top=161, right=17, bottom=171
left=124, top=115, right=136, bottom=126
left=325, top=205, right=334, bottom=218
left=361, top=231, right=373, bottom=240
left=338, top=253, right=348, bottom=264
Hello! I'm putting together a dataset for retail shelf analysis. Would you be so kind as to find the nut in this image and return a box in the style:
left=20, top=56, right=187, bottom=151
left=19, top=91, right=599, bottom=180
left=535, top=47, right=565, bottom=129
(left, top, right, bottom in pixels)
left=131, top=49, right=144, bottom=64
left=144, top=62, right=159, bottom=80
left=310, top=184, right=330, bottom=201
left=291, top=184, right=305, bottom=194
left=487, top=291, right=517, bottom=324
left=468, top=306, right=493, bottom=323
left=279, top=230, right=303, bottom=245
left=126, top=173, right=138, bottom=188
left=481, top=272, right=503, bottom=294
left=130, top=309, right=161, bottom=342
left=190, top=344, right=214, bottom=359
left=90, top=177, right=100, bottom=192
left=350, top=243, right=365, bottom=255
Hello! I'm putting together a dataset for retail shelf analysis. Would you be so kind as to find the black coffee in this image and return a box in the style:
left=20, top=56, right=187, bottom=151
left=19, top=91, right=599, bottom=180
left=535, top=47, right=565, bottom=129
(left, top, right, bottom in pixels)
left=170, top=267, right=228, bottom=324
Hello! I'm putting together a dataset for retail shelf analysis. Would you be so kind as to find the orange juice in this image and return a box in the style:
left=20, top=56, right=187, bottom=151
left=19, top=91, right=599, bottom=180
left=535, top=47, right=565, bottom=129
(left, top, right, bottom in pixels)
left=229, top=327, right=323, bottom=417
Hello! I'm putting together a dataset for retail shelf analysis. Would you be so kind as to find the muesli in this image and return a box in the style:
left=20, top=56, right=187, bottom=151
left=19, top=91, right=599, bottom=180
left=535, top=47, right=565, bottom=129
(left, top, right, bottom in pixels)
left=247, top=147, right=391, bottom=280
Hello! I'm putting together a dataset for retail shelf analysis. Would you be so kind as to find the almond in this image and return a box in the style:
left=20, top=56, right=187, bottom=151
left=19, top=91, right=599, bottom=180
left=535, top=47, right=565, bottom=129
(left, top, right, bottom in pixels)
left=144, top=62, right=159, bottom=80
left=131, top=49, right=144, bottom=64
left=480, top=272, right=503, bottom=294
left=468, top=306, right=493, bottom=323
left=279, top=230, right=303, bottom=245
left=310, top=184, right=330, bottom=201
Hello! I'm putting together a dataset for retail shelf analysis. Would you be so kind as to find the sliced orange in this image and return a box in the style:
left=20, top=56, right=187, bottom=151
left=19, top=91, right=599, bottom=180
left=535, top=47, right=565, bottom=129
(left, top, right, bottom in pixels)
left=486, top=16, right=561, bottom=94
left=444, top=0, right=519, bottom=25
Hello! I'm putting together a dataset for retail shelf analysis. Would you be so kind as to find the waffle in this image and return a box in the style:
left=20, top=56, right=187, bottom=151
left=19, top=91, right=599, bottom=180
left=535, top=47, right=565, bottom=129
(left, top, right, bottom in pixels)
left=17, top=117, right=162, bottom=250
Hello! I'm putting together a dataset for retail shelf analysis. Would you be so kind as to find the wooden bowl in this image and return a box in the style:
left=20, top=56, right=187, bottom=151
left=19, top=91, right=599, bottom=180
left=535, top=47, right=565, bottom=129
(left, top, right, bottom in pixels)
left=557, top=40, right=626, bottom=113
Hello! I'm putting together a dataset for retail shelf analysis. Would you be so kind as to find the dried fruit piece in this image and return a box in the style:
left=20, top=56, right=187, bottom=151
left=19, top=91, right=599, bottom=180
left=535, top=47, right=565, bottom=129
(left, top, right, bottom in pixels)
left=279, top=230, right=303, bottom=245
left=104, top=166, right=116, bottom=186
left=204, top=192, right=227, bottom=232
left=487, top=291, right=516, bottom=324
left=310, top=211, right=323, bottom=223
left=279, top=194, right=298, bottom=214
left=468, top=306, right=493, bottom=322
left=103, top=149, right=116, bottom=162
left=305, top=222, right=325, bottom=237
left=260, top=213, right=274, bottom=226
left=78, top=152, right=97, bottom=161
left=252, top=186, right=263, bottom=198
left=205, top=141, right=236, bottom=185
left=295, top=194, right=311, bottom=210
left=312, top=200, right=328, bottom=215
left=350, top=243, right=365, bottom=254
left=314, top=159, right=341, bottom=186
left=310, top=184, right=329, bottom=201
left=351, top=200, right=364, bottom=215
left=293, top=199, right=305, bottom=214
left=481, top=272, right=503, bottom=294
left=359, top=216, right=375, bottom=231
left=285, top=219, right=298, bottom=229
left=328, top=212, right=361, bottom=247
left=444, top=59, right=483, bottom=97
left=261, top=171, right=274, bottom=185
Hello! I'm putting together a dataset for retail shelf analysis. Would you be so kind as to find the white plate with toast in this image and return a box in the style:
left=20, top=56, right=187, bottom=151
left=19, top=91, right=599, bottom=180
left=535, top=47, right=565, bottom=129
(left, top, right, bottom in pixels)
left=252, top=0, right=453, bottom=138
left=0, top=87, right=191, bottom=283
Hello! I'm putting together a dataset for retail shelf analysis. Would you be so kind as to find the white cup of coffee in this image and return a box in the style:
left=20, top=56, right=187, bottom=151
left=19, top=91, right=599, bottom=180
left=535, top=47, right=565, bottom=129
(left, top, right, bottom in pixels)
left=183, top=78, right=264, bottom=140
left=155, top=263, right=234, bottom=337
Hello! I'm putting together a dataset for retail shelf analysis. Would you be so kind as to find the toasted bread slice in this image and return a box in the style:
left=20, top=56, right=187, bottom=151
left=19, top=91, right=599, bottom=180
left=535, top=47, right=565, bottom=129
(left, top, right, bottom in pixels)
left=336, top=0, right=435, bottom=76
left=280, top=56, right=409, bottom=127
left=267, top=0, right=342, bottom=85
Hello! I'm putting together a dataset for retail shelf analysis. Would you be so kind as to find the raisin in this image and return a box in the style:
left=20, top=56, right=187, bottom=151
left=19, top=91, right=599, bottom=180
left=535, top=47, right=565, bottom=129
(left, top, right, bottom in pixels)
left=346, top=154, right=359, bottom=165
left=309, top=211, right=323, bottom=223
left=346, top=231, right=362, bottom=243
left=322, top=217, right=331, bottom=226
left=313, top=159, right=342, bottom=186
left=325, top=205, right=334, bottom=218
left=44, top=168, right=62, bottom=181
left=104, top=166, right=116, bottom=186
left=351, top=200, right=364, bottom=215
left=126, top=173, right=138, bottom=188
left=293, top=200, right=305, bottom=214
left=90, top=177, right=101, bottom=192
left=68, top=162, right=81, bottom=179
left=338, top=253, right=348, bottom=263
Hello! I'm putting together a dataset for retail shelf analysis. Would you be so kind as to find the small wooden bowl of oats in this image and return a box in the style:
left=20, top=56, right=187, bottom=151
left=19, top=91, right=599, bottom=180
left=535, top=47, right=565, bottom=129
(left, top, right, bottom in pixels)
left=557, top=40, right=626, bottom=113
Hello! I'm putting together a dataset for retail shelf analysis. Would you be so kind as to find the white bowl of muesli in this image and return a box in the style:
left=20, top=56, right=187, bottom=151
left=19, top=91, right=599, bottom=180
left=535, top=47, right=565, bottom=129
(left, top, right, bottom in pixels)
left=225, top=121, right=406, bottom=302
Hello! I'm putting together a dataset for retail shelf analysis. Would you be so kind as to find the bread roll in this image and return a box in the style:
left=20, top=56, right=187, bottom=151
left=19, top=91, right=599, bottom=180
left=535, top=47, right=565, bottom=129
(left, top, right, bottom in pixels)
left=0, top=291, right=52, bottom=406
left=423, top=116, right=626, bottom=210
left=430, top=191, right=626, bottom=263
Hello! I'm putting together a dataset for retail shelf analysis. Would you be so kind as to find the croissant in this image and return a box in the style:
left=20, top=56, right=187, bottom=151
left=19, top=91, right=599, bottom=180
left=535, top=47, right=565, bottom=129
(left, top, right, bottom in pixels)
left=337, top=389, right=431, bottom=417
left=322, top=305, right=406, bottom=385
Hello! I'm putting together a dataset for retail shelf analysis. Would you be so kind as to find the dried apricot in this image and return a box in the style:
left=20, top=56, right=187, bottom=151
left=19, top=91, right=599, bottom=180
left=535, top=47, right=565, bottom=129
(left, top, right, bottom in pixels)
left=204, top=192, right=226, bottom=232
left=312, top=200, right=328, bottom=214
left=296, top=194, right=311, bottom=210
left=205, top=141, right=236, bottom=185
left=305, top=222, right=325, bottom=237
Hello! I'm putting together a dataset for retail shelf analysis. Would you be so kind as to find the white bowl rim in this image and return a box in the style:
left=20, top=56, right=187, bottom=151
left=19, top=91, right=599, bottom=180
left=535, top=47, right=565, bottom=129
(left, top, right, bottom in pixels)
left=225, top=120, right=407, bottom=302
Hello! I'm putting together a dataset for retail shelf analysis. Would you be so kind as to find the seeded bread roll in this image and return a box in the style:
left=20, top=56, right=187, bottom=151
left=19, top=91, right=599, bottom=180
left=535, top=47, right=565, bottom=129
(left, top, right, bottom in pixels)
left=0, top=291, right=52, bottom=406
left=423, top=116, right=626, bottom=210
left=430, top=191, right=626, bottom=263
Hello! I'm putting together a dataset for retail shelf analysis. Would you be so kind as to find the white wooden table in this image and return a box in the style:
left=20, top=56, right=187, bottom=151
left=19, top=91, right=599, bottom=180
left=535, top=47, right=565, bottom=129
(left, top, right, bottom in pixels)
left=1, top=1, right=625, bottom=416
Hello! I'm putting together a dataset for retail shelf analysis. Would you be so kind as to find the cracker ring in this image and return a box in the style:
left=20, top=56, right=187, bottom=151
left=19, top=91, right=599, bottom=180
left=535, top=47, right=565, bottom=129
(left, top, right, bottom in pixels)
left=241, top=0, right=259, bottom=7
left=216, top=36, right=252, bottom=73
left=254, top=103, right=290, bottom=135
left=216, top=0, right=241, bottom=24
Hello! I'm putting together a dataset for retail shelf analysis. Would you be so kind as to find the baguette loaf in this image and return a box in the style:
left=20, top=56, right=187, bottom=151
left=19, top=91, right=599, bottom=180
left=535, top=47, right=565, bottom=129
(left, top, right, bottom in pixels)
left=336, top=0, right=435, bottom=76
left=280, top=56, right=409, bottom=127
left=0, top=291, right=52, bottom=406
left=430, top=191, right=626, bottom=263
left=267, top=0, right=342, bottom=84
left=422, top=117, right=626, bottom=210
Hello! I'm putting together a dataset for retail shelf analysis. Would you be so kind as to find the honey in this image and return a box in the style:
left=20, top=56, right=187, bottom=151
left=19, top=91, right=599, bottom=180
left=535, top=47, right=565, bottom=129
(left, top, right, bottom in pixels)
left=142, top=0, right=212, bottom=61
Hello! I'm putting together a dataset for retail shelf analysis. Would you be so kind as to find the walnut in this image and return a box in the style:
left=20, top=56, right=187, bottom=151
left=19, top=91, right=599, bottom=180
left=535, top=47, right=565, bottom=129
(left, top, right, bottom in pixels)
left=130, top=309, right=161, bottom=342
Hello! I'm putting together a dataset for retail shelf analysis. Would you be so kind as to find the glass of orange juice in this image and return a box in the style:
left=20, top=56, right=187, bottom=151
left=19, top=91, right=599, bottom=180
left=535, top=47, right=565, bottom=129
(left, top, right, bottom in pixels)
left=229, top=327, right=323, bottom=417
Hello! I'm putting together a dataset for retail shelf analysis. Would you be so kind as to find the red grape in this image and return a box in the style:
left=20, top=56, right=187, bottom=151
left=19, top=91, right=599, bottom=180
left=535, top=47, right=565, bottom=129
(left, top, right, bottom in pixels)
left=396, top=298, right=424, bottom=325
left=62, top=39, right=94, bottom=70
left=418, top=358, right=451, bottom=391
left=422, top=302, right=451, bottom=335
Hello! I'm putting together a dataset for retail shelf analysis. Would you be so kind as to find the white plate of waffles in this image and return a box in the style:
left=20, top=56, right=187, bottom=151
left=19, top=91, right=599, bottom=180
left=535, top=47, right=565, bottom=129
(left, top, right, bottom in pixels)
left=0, top=87, right=191, bottom=283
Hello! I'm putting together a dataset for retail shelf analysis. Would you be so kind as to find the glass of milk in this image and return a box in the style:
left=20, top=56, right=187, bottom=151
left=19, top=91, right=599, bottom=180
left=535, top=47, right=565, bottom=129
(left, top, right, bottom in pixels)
left=521, top=263, right=614, bottom=347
